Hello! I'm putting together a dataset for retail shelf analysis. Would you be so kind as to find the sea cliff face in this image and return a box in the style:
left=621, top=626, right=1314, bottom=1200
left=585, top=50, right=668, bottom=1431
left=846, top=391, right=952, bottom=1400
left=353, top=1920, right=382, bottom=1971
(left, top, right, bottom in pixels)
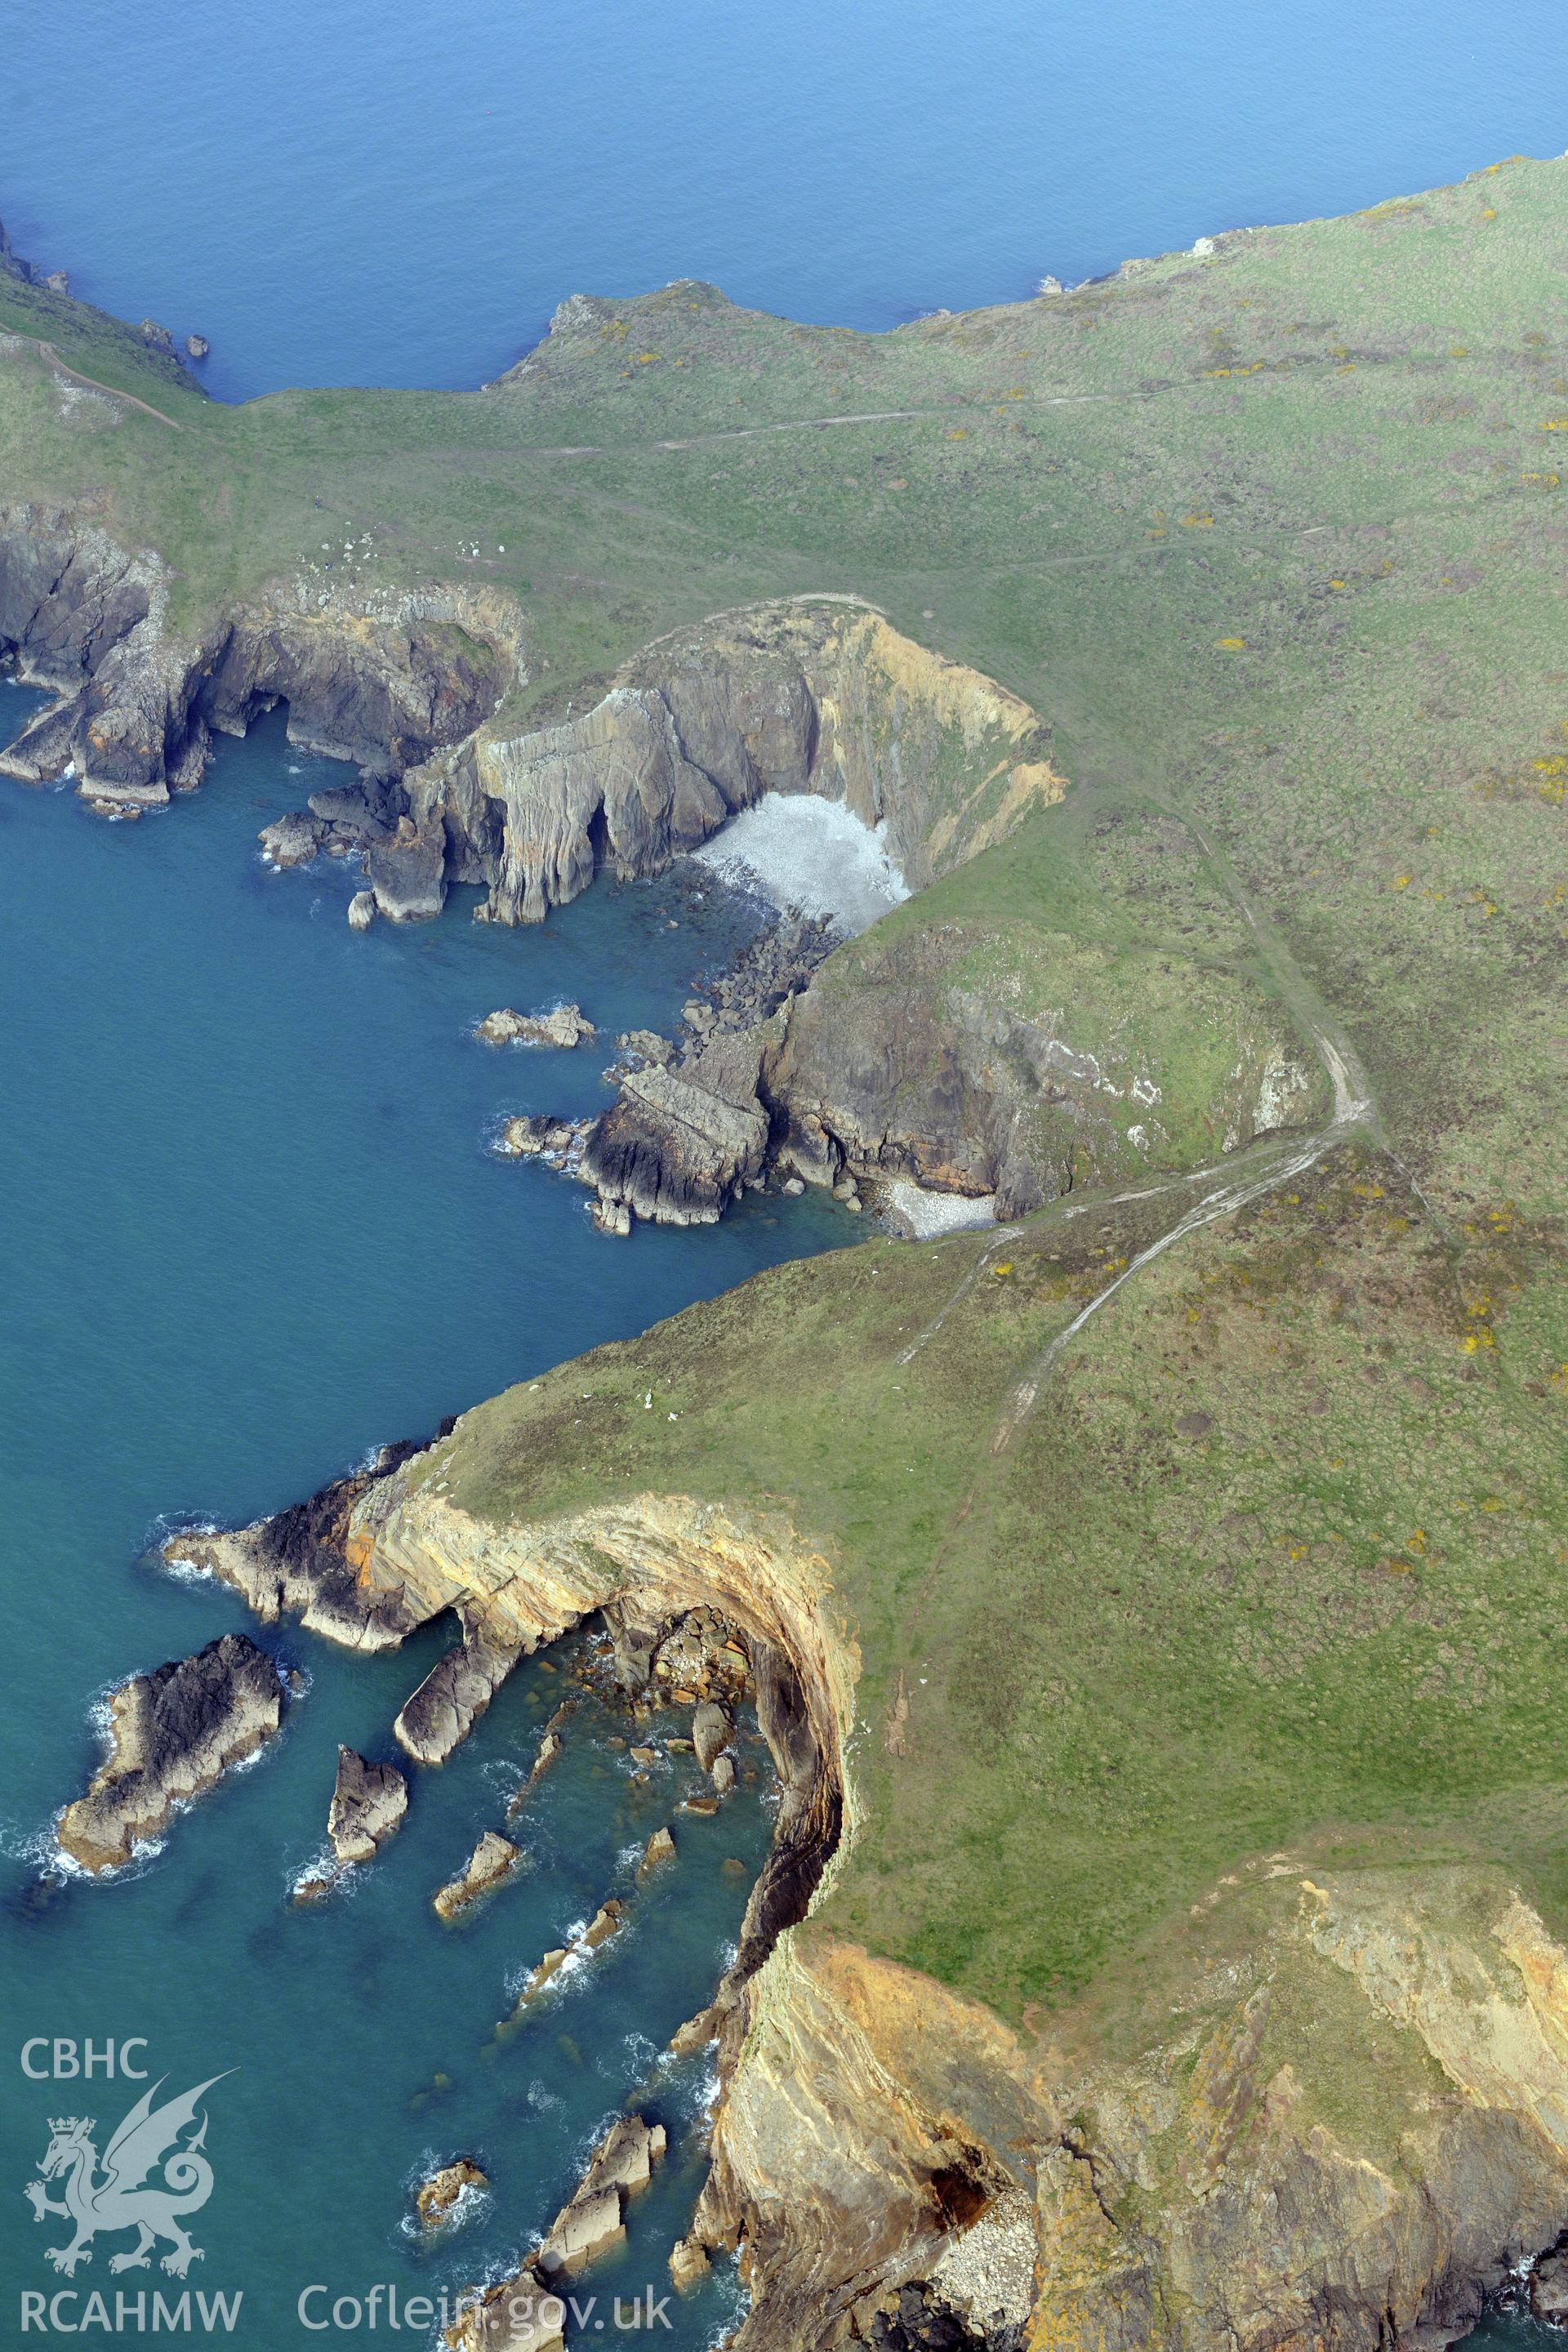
left=170, top=1445, right=1568, bottom=2352
left=406, top=599, right=1062, bottom=925
left=0, top=516, right=1050, bottom=907
left=2, top=507, right=1323, bottom=1224
left=0, top=499, right=514, bottom=808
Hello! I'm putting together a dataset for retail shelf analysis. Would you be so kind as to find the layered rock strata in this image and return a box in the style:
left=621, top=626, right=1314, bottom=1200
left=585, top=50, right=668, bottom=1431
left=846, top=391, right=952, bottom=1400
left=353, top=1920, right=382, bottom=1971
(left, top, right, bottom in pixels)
left=412, top=602, right=1059, bottom=928
left=0, top=503, right=512, bottom=817
left=57, top=1633, right=285, bottom=1873
left=434, top=1829, right=521, bottom=1921
left=155, top=1431, right=1568, bottom=2352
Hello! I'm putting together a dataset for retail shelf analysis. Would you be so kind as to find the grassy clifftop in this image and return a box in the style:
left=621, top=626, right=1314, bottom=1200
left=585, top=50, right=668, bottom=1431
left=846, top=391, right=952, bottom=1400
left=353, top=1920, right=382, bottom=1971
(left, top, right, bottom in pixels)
left=413, top=1128, right=1567, bottom=2026
left=7, top=157, right=1568, bottom=2025
left=5, top=152, right=1566, bottom=1209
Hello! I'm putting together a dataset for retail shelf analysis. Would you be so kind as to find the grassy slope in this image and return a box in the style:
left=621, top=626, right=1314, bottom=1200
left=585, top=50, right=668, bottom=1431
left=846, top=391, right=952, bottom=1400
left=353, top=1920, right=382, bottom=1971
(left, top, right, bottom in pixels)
left=6, top=158, right=1568, bottom=2025
left=5, top=154, right=1565, bottom=1205
left=425, top=1137, right=1568, bottom=2024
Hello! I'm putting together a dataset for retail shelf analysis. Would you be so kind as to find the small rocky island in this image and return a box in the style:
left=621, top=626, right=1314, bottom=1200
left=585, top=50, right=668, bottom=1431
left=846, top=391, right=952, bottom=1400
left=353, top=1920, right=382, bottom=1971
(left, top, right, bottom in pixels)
left=474, top=1004, right=595, bottom=1049
left=415, top=2158, right=488, bottom=2230
left=327, top=1746, right=408, bottom=1864
left=434, top=1829, right=521, bottom=1921
left=57, top=1633, right=285, bottom=1873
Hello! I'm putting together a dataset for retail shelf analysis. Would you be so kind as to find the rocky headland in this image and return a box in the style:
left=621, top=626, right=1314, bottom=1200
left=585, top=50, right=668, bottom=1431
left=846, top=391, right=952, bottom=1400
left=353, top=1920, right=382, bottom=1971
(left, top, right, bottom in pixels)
left=146, top=1393, right=1568, bottom=2352
left=2, top=482, right=1323, bottom=1236
left=57, top=1632, right=285, bottom=1873
left=16, top=154, right=1568, bottom=2352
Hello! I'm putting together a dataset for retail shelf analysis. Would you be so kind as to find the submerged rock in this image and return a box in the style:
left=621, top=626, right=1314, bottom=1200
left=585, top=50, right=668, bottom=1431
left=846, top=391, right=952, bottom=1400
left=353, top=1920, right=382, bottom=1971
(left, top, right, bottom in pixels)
left=415, top=2158, right=488, bottom=2229
left=434, top=1829, right=520, bottom=1921
left=327, top=1746, right=408, bottom=1866
left=476, top=1004, right=596, bottom=1049
left=57, top=1633, right=284, bottom=1873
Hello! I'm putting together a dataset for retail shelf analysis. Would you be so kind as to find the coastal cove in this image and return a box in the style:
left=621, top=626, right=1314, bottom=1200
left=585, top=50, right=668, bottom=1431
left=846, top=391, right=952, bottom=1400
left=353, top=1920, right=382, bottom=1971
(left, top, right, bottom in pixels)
left=5, top=24, right=1568, bottom=2346
left=0, top=684, right=852, bottom=2339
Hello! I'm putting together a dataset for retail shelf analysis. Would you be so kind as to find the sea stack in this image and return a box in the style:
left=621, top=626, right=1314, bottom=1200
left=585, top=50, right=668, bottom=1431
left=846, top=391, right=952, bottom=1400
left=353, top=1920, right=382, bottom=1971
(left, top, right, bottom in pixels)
left=327, top=1747, right=408, bottom=1865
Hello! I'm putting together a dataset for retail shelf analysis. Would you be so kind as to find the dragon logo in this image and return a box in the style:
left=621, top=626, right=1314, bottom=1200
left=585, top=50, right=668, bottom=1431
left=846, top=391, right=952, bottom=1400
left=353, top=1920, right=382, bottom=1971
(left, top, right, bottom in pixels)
left=24, top=2074, right=229, bottom=2278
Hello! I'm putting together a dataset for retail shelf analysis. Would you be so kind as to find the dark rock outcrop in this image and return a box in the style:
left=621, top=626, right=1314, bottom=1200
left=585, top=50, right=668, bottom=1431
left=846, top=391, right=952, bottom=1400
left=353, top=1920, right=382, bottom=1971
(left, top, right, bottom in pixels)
left=327, top=1747, right=408, bottom=1865
left=366, top=813, right=449, bottom=921
left=395, top=1628, right=523, bottom=1765
left=57, top=1633, right=284, bottom=1873
left=580, top=1030, right=770, bottom=1229
left=0, top=502, right=509, bottom=811
left=163, top=1432, right=449, bottom=1650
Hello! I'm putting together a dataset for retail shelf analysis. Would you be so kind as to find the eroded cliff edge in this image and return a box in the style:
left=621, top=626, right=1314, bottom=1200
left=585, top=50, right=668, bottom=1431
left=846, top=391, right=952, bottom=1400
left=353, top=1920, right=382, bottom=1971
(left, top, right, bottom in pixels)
left=1, top=520, right=1325, bottom=1226
left=166, top=1222, right=1568, bottom=2352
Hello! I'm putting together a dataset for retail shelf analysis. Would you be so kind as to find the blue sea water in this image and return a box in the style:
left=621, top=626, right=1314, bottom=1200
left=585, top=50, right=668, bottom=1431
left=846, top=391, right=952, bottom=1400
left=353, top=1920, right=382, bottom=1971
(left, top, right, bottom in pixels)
left=4, top=5, right=1566, bottom=2336
left=0, top=685, right=850, bottom=2339
left=3, top=0, right=1567, bottom=401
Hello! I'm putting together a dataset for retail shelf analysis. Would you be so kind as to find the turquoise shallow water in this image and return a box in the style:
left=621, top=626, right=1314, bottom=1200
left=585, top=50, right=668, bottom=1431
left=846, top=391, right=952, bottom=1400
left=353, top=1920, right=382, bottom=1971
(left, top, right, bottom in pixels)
left=3, top=0, right=1568, bottom=400
left=0, top=680, right=851, bottom=2338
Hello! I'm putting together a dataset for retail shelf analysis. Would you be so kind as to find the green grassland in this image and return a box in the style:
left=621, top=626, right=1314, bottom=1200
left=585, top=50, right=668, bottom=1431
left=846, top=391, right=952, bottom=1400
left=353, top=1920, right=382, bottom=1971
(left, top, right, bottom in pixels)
left=6, top=157, right=1568, bottom=2029
left=6, top=152, right=1565, bottom=1207
left=420, top=1134, right=1568, bottom=2024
